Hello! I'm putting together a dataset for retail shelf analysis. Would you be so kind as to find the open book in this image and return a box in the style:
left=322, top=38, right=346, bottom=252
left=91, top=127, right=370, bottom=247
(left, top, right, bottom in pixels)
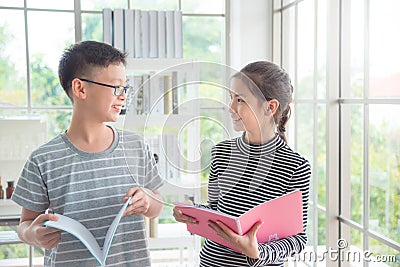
left=43, top=196, right=133, bottom=266
left=174, top=191, right=303, bottom=252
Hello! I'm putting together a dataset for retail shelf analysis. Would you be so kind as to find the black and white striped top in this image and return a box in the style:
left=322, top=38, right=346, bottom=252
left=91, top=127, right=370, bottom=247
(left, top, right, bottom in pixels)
left=198, top=133, right=311, bottom=267
left=12, top=126, right=163, bottom=267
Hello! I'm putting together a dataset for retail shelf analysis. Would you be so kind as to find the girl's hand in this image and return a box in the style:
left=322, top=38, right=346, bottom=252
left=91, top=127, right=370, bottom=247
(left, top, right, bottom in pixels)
left=208, top=220, right=263, bottom=259
left=172, top=206, right=197, bottom=224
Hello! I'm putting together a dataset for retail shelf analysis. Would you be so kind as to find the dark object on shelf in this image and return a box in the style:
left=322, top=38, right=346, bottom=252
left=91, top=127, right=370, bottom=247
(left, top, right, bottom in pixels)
left=6, top=181, right=14, bottom=199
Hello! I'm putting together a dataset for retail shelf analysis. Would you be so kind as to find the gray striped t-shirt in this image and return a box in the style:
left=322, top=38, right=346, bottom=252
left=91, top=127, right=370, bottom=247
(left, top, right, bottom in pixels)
left=12, top=126, right=164, bottom=267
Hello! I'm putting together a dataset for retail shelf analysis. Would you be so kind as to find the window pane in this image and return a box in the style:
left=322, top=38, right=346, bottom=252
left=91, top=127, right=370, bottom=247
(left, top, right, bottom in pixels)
left=0, top=9, right=27, bottom=106
left=341, top=104, right=364, bottom=225
left=343, top=0, right=365, bottom=98
left=36, top=110, right=72, bottom=138
left=27, top=0, right=74, bottom=10
left=81, top=0, right=128, bottom=10
left=369, top=104, right=400, bottom=244
left=340, top=223, right=364, bottom=264
left=0, top=109, right=28, bottom=117
left=197, top=62, right=229, bottom=102
left=370, top=1, right=400, bottom=98
left=0, top=239, right=36, bottom=262
left=283, top=0, right=295, bottom=6
left=0, top=0, right=23, bottom=7
left=82, top=13, right=103, bottom=41
left=181, top=0, right=224, bottom=14
left=296, top=103, right=314, bottom=170
left=317, top=0, right=327, bottom=99
left=183, top=16, right=224, bottom=62
left=318, top=211, right=326, bottom=246
left=27, top=11, right=74, bottom=107
left=130, top=0, right=178, bottom=10
left=368, top=238, right=399, bottom=266
left=272, top=11, right=281, bottom=64
left=297, top=0, right=315, bottom=99
left=282, top=7, right=295, bottom=80
left=317, top=104, right=326, bottom=206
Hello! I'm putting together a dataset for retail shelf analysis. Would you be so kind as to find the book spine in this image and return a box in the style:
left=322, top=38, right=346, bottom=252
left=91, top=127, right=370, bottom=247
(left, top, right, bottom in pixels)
left=171, top=71, right=178, bottom=114
left=141, top=11, right=150, bottom=58
left=165, top=10, right=175, bottom=58
left=163, top=75, right=173, bottom=114
left=124, top=9, right=135, bottom=58
left=174, top=10, right=183, bottom=58
left=157, top=11, right=166, bottom=58
left=144, top=216, right=150, bottom=238
left=134, top=9, right=142, bottom=58
left=148, top=10, right=158, bottom=58
left=113, top=9, right=125, bottom=51
left=102, top=8, right=113, bottom=45
left=149, top=217, right=159, bottom=238
left=134, top=75, right=144, bottom=115
left=142, top=74, right=150, bottom=114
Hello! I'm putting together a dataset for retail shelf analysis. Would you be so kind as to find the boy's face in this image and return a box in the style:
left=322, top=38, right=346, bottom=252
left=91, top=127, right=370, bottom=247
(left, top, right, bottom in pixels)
left=82, top=63, right=127, bottom=123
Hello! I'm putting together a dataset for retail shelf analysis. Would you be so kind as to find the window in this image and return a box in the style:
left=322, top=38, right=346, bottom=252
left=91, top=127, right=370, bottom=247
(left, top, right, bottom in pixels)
left=274, top=0, right=400, bottom=265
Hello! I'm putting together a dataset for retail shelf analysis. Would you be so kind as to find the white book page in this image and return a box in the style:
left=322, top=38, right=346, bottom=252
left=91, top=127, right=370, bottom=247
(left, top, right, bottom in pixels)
left=102, top=196, right=132, bottom=260
left=44, top=215, right=102, bottom=265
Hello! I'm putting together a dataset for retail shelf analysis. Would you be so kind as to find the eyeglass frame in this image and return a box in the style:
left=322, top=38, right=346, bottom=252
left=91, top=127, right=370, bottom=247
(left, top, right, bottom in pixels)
left=77, top=78, right=131, bottom=96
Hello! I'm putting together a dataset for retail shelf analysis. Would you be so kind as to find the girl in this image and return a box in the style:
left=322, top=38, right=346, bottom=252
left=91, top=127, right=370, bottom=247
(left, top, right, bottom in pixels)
left=174, top=61, right=311, bottom=266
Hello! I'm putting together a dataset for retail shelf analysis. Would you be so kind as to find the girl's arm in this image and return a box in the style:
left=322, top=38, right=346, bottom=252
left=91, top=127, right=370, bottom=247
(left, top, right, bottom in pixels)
left=246, top=159, right=311, bottom=266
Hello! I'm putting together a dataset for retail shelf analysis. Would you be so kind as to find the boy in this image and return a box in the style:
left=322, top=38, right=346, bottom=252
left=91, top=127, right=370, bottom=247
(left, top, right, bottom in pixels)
left=11, top=40, right=164, bottom=266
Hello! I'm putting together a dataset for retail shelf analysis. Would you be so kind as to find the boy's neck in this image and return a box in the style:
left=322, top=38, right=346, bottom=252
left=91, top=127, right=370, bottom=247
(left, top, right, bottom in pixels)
left=66, top=120, right=114, bottom=153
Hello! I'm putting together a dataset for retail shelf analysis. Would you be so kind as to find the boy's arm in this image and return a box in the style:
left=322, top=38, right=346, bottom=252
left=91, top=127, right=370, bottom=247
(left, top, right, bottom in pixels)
left=17, top=207, right=61, bottom=249
left=143, top=189, right=163, bottom=218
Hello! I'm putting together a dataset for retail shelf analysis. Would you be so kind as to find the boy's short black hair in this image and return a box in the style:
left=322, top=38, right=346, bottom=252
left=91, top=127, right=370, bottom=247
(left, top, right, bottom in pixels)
left=58, top=40, right=127, bottom=101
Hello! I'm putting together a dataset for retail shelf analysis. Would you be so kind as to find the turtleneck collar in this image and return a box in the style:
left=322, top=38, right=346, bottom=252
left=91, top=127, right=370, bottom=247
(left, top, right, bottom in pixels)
left=235, top=132, right=285, bottom=156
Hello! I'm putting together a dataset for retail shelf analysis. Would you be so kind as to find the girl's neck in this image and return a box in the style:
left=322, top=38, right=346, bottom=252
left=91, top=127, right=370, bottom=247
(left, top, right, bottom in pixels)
left=244, top=130, right=276, bottom=145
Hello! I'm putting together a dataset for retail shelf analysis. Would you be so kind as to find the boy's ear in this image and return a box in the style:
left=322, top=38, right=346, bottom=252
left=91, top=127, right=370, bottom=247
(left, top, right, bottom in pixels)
left=263, top=99, right=279, bottom=115
left=71, top=78, right=87, bottom=100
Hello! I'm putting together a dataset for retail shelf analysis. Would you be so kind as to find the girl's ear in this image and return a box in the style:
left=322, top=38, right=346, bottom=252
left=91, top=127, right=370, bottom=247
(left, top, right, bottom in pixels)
left=263, top=99, right=280, bottom=115
left=71, top=78, right=87, bottom=100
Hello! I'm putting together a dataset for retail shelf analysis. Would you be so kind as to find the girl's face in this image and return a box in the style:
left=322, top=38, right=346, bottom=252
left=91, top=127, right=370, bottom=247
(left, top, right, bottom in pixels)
left=229, top=77, right=267, bottom=133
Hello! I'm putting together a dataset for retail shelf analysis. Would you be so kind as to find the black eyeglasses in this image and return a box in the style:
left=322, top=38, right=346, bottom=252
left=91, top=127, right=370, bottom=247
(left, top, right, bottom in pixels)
left=78, top=78, right=131, bottom=96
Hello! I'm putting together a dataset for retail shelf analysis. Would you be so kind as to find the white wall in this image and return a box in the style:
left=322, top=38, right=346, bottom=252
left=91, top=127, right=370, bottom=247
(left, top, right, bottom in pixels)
left=229, top=0, right=273, bottom=71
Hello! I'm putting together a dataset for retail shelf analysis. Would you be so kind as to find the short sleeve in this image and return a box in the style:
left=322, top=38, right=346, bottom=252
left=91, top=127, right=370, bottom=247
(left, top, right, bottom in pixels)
left=11, top=156, right=49, bottom=212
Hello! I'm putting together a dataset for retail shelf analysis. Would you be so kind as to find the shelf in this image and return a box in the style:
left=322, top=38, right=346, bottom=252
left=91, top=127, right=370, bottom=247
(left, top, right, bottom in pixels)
left=122, top=58, right=201, bottom=260
left=126, top=58, right=197, bottom=72
left=0, top=199, right=21, bottom=217
left=0, top=159, right=27, bottom=162
left=122, top=114, right=198, bottom=128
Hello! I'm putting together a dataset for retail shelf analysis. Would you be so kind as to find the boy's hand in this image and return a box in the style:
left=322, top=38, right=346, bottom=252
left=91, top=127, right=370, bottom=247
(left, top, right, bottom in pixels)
left=27, top=214, right=61, bottom=250
left=123, top=187, right=151, bottom=216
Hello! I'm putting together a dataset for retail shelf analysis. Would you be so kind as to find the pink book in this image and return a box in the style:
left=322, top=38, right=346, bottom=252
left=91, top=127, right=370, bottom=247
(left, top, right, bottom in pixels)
left=174, top=190, right=303, bottom=252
